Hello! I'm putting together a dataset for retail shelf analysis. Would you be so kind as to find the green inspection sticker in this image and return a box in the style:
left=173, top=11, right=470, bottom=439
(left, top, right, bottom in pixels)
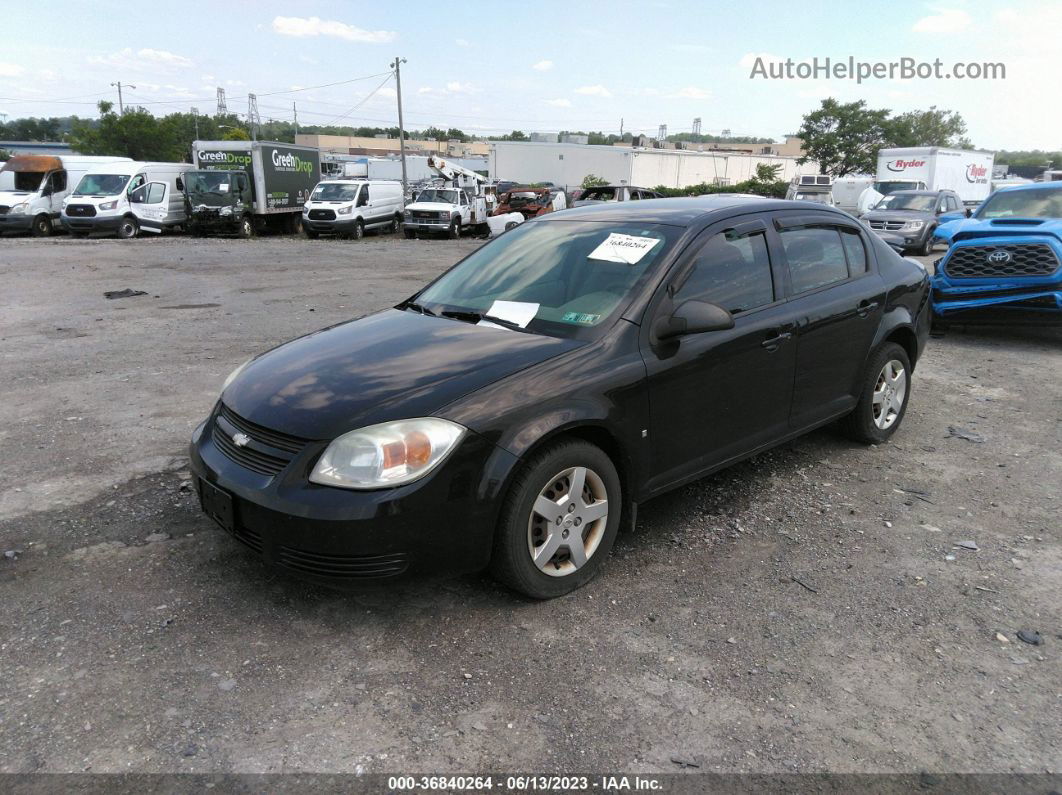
left=562, top=312, right=601, bottom=325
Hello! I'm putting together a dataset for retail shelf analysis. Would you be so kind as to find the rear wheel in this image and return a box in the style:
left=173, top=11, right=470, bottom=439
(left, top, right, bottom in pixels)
left=32, top=215, right=53, bottom=237
left=387, top=215, right=400, bottom=233
left=117, top=216, right=139, bottom=239
left=841, top=342, right=912, bottom=444
left=490, top=439, right=621, bottom=599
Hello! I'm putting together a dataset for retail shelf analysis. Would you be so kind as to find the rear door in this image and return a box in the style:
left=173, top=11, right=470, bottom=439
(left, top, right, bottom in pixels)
left=642, top=217, right=801, bottom=491
left=771, top=211, right=885, bottom=429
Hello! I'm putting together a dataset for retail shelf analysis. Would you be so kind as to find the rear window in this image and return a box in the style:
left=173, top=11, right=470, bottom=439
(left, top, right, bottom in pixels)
left=780, top=226, right=850, bottom=293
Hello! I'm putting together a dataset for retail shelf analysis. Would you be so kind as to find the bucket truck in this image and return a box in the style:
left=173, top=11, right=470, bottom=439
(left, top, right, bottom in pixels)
left=402, top=155, right=494, bottom=239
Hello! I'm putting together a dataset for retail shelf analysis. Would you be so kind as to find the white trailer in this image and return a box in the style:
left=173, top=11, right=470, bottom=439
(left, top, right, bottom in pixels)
left=865, top=147, right=995, bottom=211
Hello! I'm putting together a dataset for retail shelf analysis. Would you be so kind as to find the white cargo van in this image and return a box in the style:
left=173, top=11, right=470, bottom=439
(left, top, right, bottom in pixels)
left=301, top=179, right=404, bottom=239
left=0, top=154, right=131, bottom=236
left=61, top=161, right=195, bottom=238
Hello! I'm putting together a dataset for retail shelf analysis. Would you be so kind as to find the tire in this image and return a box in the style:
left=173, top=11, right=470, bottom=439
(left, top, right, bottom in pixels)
left=404, top=229, right=417, bottom=240
left=504, top=221, right=519, bottom=232
left=388, top=215, right=400, bottom=234
left=490, top=439, right=622, bottom=599
left=31, top=215, right=53, bottom=237
left=841, top=342, right=912, bottom=444
left=236, top=216, right=253, bottom=239
left=352, top=219, right=364, bottom=240
left=448, top=218, right=461, bottom=239
left=919, top=232, right=935, bottom=256
left=117, top=216, right=139, bottom=240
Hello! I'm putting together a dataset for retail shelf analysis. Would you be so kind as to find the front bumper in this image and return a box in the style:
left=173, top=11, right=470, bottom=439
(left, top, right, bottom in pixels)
left=188, top=405, right=518, bottom=587
left=0, top=214, right=35, bottom=232
left=61, top=214, right=124, bottom=233
left=404, top=217, right=452, bottom=233
left=301, top=216, right=359, bottom=234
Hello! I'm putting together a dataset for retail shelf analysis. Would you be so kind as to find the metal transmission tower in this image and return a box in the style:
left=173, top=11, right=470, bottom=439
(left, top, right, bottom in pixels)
left=657, top=124, right=667, bottom=140
left=692, top=117, right=702, bottom=135
left=216, top=87, right=227, bottom=116
left=247, top=93, right=261, bottom=140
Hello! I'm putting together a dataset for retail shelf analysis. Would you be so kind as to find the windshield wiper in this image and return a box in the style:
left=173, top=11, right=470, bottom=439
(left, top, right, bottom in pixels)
left=398, top=300, right=436, bottom=316
left=440, top=309, right=524, bottom=331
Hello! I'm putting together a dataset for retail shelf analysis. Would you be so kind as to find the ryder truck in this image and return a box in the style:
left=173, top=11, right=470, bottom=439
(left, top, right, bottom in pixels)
left=858, top=147, right=995, bottom=214
left=185, top=141, right=320, bottom=236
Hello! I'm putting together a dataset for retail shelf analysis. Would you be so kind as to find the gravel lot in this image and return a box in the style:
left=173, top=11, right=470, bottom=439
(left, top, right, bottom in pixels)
left=0, top=234, right=1059, bottom=775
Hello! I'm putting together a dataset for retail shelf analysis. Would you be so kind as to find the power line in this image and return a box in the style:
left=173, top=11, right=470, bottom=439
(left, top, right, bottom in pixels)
left=257, top=71, right=393, bottom=97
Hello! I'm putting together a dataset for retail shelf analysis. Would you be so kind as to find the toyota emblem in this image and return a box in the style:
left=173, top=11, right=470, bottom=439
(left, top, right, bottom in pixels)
left=986, top=250, right=1012, bottom=265
left=232, top=432, right=251, bottom=447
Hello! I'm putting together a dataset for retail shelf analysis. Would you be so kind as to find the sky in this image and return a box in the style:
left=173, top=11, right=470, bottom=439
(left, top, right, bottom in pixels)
left=1, top=0, right=1059, bottom=150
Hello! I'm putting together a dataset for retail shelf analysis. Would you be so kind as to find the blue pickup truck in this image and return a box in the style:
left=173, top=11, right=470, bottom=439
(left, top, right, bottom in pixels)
left=931, top=182, right=1062, bottom=327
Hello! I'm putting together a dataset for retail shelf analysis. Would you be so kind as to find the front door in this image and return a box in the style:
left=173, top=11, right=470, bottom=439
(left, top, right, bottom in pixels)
left=643, top=219, right=800, bottom=492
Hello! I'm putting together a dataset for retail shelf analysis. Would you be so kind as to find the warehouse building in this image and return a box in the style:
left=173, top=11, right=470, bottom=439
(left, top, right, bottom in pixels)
left=490, top=141, right=818, bottom=190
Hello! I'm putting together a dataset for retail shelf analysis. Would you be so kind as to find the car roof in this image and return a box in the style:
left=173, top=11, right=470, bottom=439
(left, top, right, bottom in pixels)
left=995, top=181, right=1062, bottom=193
left=539, top=195, right=843, bottom=226
left=889, top=190, right=942, bottom=196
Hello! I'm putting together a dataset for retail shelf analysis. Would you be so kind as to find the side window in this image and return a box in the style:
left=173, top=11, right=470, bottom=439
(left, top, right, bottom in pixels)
left=146, top=183, right=166, bottom=204
left=360, top=186, right=370, bottom=205
left=780, top=226, right=850, bottom=293
left=629, top=190, right=641, bottom=200
left=947, top=195, right=961, bottom=212
left=839, top=228, right=867, bottom=276
left=129, top=184, right=148, bottom=203
left=51, top=171, right=67, bottom=192
left=674, top=229, right=775, bottom=314
left=128, top=175, right=145, bottom=193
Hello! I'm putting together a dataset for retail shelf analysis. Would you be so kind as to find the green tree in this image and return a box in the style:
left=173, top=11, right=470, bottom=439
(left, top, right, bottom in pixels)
left=222, top=126, right=251, bottom=141
left=581, top=173, right=609, bottom=188
left=797, top=98, right=892, bottom=176
left=889, top=106, right=972, bottom=148
left=69, top=101, right=185, bottom=160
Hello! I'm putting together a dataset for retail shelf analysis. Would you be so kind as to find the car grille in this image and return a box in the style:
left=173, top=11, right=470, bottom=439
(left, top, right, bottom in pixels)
left=944, top=244, right=1060, bottom=279
left=277, top=546, right=409, bottom=579
left=308, top=209, right=336, bottom=220
left=65, top=204, right=97, bottom=217
left=211, top=404, right=309, bottom=476
left=233, top=525, right=264, bottom=554
left=868, top=220, right=905, bottom=231
left=411, top=210, right=443, bottom=220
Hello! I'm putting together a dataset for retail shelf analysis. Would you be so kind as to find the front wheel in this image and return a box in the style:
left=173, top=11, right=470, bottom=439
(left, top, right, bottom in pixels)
left=919, top=232, right=936, bottom=257
left=490, top=439, right=622, bottom=599
left=841, top=342, right=912, bottom=444
left=117, top=216, right=139, bottom=239
left=236, top=216, right=253, bottom=239
left=404, top=229, right=417, bottom=240
left=352, top=219, right=364, bottom=240
left=32, top=215, right=53, bottom=237
left=447, top=218, right=461, bottom=239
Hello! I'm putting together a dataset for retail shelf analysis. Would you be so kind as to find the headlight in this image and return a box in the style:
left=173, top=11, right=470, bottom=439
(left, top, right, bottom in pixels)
left=302, top=205, right=310, bottom=215
left=904, top=220, right=924, bottom=230
left=403, top=210, right=411, bottom=219
left=337, top=205, right=352, bottom=215
left=99, top=200, right=119, bottom=211
left=219, top=206, right=234, bottom=216
left=220, top=358, right=251, bottom=394
left=310, top=418, right=465, bottom=489
left=9, top=203, right=28, bottom=215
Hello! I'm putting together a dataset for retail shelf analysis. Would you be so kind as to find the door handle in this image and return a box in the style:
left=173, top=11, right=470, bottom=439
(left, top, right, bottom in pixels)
left=761, top=331, right=792, bottom=349
left=857, top=300, right=879, bottom=317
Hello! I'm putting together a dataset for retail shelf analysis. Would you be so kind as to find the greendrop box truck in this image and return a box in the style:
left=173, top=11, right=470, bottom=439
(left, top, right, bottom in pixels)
left=185, top=141, right=320, bottom=237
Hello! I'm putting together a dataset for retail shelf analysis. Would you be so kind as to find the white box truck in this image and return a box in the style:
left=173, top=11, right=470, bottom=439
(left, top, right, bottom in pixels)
left=185, top=141, right=321, bottom=236
left=0, top=154, right=131, bottom=236
left=61, top=161, right=195, bottom=239
left=858, top=147, right=994, bottom=214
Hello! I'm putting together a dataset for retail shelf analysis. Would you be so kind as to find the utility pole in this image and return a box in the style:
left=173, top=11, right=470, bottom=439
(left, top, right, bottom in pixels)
left=191, top=107, right=200, bottom=140
left=391, top=56, right=408, bottom=197
left=293, top=101, right=298, bottom=136
left=619, top=118, right=624, bottom=137
left=111, top=81, right=135, bottom=114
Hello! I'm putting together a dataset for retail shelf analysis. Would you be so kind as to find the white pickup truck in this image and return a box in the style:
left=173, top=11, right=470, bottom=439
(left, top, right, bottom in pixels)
left=403, top=186, right=489, bottom=239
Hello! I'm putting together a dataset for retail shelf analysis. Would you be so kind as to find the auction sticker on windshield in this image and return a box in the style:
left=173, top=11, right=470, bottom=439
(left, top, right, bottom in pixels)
left=588, top=233, right=661, bottom=264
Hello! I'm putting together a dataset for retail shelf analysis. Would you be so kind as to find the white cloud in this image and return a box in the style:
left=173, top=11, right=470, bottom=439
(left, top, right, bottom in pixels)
left=378, top=86, right=397, bottom=99
left=667, top=85, right=711, bottom=100
left=574, top=84, right=612, bottom=97
left=912, top=8, right=971, bottom=33
left=532, top=60, right=554, bottom=71
left=417, top=86, right=433, bottom=94
left=37, top=69, right=59, bottom=82
left=88, top=47, right=194, bottom=70
left=138, top=48, right=193, bottom=68
left=445, top=81, right=474, bottom=94
left=545, top=98, right=572, bottom=107
left=456, top=38, right=470, bottom=47
left=0, top=62, right=26, bottom=78
left=271, top=16, right=396, bottom=44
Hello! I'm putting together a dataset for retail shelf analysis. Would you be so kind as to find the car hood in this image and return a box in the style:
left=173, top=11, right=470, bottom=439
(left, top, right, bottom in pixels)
left=0, top=190, right=34, bottom=203
left=863, top=209, right=934, bottom=222
left=223, top=308, right=581, bottom=440
left=406, top=201, right=456, bottom=212
left=935, top=216, right=1062, bottom=245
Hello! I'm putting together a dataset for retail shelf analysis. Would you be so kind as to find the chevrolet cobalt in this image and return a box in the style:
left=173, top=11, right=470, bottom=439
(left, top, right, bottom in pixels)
left=191, top=197, right=930, bottom=599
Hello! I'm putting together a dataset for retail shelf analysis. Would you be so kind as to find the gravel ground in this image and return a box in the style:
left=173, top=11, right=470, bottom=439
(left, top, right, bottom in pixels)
left=0, top=235, right=1059, bottom=775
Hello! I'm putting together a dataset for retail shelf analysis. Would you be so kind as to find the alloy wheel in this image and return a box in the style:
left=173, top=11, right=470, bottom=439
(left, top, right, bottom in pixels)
left=872, top=359, right=907, bottom=430
left=527, top=466, right=609, bottom=577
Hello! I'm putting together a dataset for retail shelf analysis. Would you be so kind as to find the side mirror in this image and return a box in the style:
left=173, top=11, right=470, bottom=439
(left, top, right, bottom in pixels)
left=654, top=300, right=734, bottom=340
left=357, top=193, right=369, bottom=207
left=965, top=208, right=973, bottom=218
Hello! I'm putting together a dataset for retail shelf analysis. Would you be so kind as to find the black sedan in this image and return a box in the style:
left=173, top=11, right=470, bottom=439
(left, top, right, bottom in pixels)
left=190, top=196, right=931, bottom=599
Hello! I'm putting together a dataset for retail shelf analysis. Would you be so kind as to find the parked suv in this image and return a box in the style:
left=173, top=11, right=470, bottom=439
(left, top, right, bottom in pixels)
left=191, top=197, right=930, bottom=598
left=573, top=185, right=663, bottom=205
left=302, top=179, right=404, bottom=239
left=931, top=182, right=1062, bottom=327
left=862, top=189, right=966, bottom=255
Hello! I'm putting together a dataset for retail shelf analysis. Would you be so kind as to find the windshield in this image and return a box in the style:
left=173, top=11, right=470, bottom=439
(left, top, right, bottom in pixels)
left=873, top=181, right=920, bottom=196
left=74, top=173, right=131, bottom=196
left=977, top=188, right=1062, bottom=219
left=312, top=182, right=360, bottom=202
left=12, top=171, right=45, bottom=192
left=415, top=220, right=679, bottom=339
left=416, top=188, right=459, bottom=204
left=579, top=188, right=618, bottom=202
left=185, top=171, right=232, bottom=196
left=874, top=194, right=936, bottom=211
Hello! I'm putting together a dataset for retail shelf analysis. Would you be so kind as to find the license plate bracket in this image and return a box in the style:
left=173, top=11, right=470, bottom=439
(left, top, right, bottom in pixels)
left=199, top=478, right=235, bottom=534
